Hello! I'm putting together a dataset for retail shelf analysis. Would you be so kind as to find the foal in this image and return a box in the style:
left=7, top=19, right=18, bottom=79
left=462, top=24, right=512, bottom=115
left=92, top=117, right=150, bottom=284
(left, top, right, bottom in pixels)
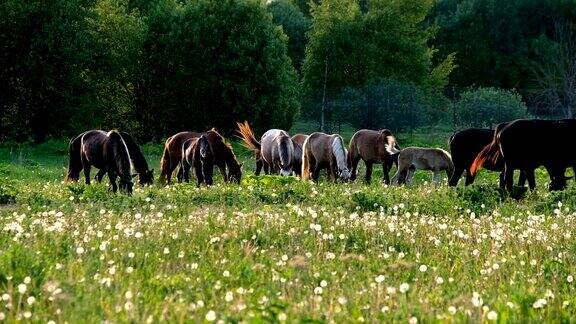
left=392, top=147, right=454, bottom=185
left=180, top=135, right=214, bottom=186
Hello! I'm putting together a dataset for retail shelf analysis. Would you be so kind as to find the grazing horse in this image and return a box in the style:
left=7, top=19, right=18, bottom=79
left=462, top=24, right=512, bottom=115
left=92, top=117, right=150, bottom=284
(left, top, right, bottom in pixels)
left=348, top=129, right=400, bottom=184
left=237, top=121, right=295, bottom=176
left=473, top=119, right=574, bottom=192
left=67, top=131, right=153, bottom=186
left=301, top=132, right=351, bottom=182
left=160, top=129, right=242, bottom=184
left=449, top=128, right=497, bottom=186
left=179, top=135, right=213, bottom=186
left=392, top=147, right=454, bottom=185
left=66, top=130, right=133, bottom=193
left=291, top=134, right=308, bottom=177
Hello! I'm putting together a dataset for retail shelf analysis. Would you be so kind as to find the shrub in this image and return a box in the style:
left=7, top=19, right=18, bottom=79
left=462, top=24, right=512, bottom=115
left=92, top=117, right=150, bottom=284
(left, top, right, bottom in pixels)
left=457, top=87, right=529, bottom=127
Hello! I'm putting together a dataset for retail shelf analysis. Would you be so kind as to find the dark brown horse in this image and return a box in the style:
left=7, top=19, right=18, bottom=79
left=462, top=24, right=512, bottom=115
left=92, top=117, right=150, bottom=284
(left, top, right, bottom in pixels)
left=237, top=121, right=295, bottom=176
left=291, top=134, right=308, bottom=177
left=301, top=132, right=351, bottom=182
left=160, top=129, right=242, bottom=184
left=67, top=130, right=153, bottom=186
left=348, top=129, right=400, bottom=184
left=470, top=120, right=571, bottom=191
left=179, top=134, right=213, bottom=186
left=66, top=130, right=133, bottom=193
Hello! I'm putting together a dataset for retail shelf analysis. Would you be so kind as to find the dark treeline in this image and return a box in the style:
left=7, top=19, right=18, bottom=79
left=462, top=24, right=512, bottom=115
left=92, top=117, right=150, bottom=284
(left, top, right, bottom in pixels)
left=1, top=0, right=575, bottom=143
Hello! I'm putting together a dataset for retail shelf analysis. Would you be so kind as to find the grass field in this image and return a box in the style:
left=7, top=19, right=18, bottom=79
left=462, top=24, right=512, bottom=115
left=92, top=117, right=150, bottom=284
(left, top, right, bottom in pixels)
left=1, top=127, right=576, bottom=322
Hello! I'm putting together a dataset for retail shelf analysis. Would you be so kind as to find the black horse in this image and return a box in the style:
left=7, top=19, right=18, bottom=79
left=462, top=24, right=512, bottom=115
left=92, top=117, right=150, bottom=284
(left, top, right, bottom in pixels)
left=179, top=134, right=214, bottom=186
left=471, top=119, right=572, bottom=191
left=66, top=130, right=133, bottom=193
left=67, top=130, right=153, bottom=186
left=449, top=128, right=506, bottom=186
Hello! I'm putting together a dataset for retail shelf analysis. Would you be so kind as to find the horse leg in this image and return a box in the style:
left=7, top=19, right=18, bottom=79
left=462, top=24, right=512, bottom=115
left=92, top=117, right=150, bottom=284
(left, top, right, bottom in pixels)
left=464, top=169, right=476, bottom=186
left=312, top=164, right=321, bottom=182
left=382, top=162, right=391, bottom=185
left=365, top=162, right=373, bottom=184
left=81, top=155, right=91, bottom=185
left=195, top=162, right=204, bottom=187
left=407, top=166, right=416, bottom=185
left=499, top=171, right=506, bottom=190
left=504, top=165, right=514, bottom=192
left=449, top=167, right=464, bottom=186
left=350, top=156, right=361, bottom=181
left=433, top=171, right=440, bottom=185
left=527, top=169, right=536, bottom=191
left=255, top=158, right=263, bottom=176
left=263, top=162, right=270, bottom=175
left=94, top=169, right=106, bottom=183
left=217, top=163, right=227, bottom=182
left=518, top=170, right=527, bottom=187
left=108, top=172, right=118, bottom=193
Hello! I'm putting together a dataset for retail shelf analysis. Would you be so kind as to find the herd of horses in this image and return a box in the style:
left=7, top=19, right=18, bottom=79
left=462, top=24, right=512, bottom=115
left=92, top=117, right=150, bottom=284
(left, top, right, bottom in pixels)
left=65, top=119, right=576, bottom=194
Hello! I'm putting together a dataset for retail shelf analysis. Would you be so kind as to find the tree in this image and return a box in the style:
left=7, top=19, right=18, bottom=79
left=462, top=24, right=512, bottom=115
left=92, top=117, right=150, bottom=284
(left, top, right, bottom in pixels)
left=267, top=0, right=311, bottom=71
left=532, top=20, right=576, bottom=118
left=302, top=0, right=455, bottom=127
left=137, top=0, right=299, bottom=139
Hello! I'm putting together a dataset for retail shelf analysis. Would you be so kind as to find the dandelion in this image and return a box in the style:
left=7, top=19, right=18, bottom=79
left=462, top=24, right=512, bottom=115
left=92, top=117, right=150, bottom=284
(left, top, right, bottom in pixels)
left=18, top=284, right=27, bottom=294
left=399, top=283, right=409, bottom=294
left=533, top=298, right=547, bottom=309
left=338, top=296, right=347, bottom=305
left=567, top=275, right=573, bottom=283
left=419, top=265, right=427, bottom=272
left=26, top=296, right=35, bottom=305
left=320, top=280, right=328, bottom=288
left=278, top=312, right=287, bottom=321
left=1, top=294, right=10, bottom=301
left=76, top=246, right=85, bottom=255
left=223, top=270, right=230, bottom=277
left=471, top=292, right=483, bottom=307
left=125, top=291, right=133, bottom=299
left=314, top=287, right=323, bottom=295
left=375, top=275, right=385, bottom=283
left=0, top=313, right=5, bottom=321
left=225, top=291, right=233, bottom=302
left=23, top=277, right=31, bottom=284
left=23, top=311, right=32, bottom=319
left=448, top=306, right=456, bottom=314
left=408, top=316, right=418, bottom=324
left=487, top=311, right=497, bottom=321
left=436, top=277, right=444, bottom=285
left=205, top=310, right=216, bottom=321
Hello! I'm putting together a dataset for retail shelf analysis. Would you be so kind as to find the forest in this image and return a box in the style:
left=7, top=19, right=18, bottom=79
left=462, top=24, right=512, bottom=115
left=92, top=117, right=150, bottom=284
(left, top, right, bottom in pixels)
left=1, top=0, right=575, bottom=142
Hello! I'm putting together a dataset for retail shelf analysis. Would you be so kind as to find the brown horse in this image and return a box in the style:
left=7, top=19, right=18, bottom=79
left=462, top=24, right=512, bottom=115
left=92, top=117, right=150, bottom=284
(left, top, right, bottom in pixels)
left=291, top=134, right=308, bottom=177
left=179, top=134, right=214, bottom=186
left=301, top=132, right=351, bottom=182
left=67, top=130, right=153, bottom=186
left=237, top=121, right=295, bottom=176
left=66, top=130, right=133, bottom=193
left=160, top=129, right=242, bottom=184
left=348, top=129, right=400, bottom=184
left=392, top=147, right=454, bottom=185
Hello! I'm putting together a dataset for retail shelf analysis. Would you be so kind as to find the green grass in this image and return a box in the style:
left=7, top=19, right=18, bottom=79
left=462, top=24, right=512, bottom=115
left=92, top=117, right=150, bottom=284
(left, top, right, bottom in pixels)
left=0, top=130, right=575, bottom=323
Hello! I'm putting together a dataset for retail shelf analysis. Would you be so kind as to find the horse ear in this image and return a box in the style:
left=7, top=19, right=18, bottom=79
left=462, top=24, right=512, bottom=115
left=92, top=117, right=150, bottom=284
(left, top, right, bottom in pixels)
left=132, top=173, right=138, bottom=178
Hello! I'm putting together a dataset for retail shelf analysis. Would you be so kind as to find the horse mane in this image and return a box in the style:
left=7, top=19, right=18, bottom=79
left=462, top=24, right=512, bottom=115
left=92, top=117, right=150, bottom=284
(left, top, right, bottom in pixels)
left=331, top=135, right=348, bottom=171
left=199, top=134, right=212, bottom=159
left=207, top=129, right=241, bottom=168
left=107, top=130, right=132, bottom=180
left=119, top=131, right=149, bottom=173
left=437, top=148, right=452, bottom=159
left=278, top=135, right=293, bottom=168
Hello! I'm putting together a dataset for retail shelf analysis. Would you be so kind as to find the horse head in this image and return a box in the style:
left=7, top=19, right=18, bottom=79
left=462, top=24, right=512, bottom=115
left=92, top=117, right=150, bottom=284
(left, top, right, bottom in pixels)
left=138, top=169, right=154, bottom=186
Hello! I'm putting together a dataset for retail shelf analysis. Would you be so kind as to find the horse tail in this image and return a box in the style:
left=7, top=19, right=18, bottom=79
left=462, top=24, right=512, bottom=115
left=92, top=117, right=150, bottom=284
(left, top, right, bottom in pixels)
left=331, top=135, right=347, bottom=171
left=199, top=135, right=211, bottom=159
left=108, top=130, right=132, bottom=177
left=159, top=137, right=172, bottom=183
left=236, top=121, right=261, bottom=154
left=301, top=136, right=312, bottom=181
left=65, top=133, right=83, bottom=182
left=470, top=140, right=500, bottom=177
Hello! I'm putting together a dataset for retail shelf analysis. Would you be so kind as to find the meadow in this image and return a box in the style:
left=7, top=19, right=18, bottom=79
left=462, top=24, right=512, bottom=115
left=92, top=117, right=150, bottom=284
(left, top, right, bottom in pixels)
left=1, top=128, right=576, bottom=323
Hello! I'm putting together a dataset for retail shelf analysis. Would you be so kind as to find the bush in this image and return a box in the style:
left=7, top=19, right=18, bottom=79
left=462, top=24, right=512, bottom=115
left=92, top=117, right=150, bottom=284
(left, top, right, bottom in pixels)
left=333, top=79, right=431, bottom=132
left=457, top=87, right=529, bottom=127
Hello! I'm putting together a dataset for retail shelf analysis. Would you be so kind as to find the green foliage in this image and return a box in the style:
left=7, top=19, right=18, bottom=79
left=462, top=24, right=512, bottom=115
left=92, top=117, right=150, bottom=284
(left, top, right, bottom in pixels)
left=268, top=0, right=311, bottom=71
left=0, top=183, right=17, bottom=204
left=302, top=0, right=455, bottom=120
left=333, top=78, right=431, bottom=131
left=457, top=87, right=529, bottom=127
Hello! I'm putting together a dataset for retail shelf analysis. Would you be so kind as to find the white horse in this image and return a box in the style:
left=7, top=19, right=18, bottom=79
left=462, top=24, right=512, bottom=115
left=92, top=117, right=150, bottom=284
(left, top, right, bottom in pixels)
left=389, top=146, right=454, bottom=185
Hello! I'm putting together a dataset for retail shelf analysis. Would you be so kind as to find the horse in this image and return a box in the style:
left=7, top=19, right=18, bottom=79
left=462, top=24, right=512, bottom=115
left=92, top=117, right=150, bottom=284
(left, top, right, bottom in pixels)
left=67, top=131, right=153, bottom=186
left=291, top=134, right=308, bottom=177
left=159, top=129, right=242, bottom=184
left=391, top=147, right=454, bottom=185
left=473, top=119, right=574, bottom=192
left=301, top=132, right=351, bottom=182
left=237, top=121, right=295, bottom=176
left=348, top=129, right=400, bottom=184
left=449, top=128, right=497, bottom=186
left=66, top=130, right=133, bottom=193
left=179, top=134, right=213, bottom=186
